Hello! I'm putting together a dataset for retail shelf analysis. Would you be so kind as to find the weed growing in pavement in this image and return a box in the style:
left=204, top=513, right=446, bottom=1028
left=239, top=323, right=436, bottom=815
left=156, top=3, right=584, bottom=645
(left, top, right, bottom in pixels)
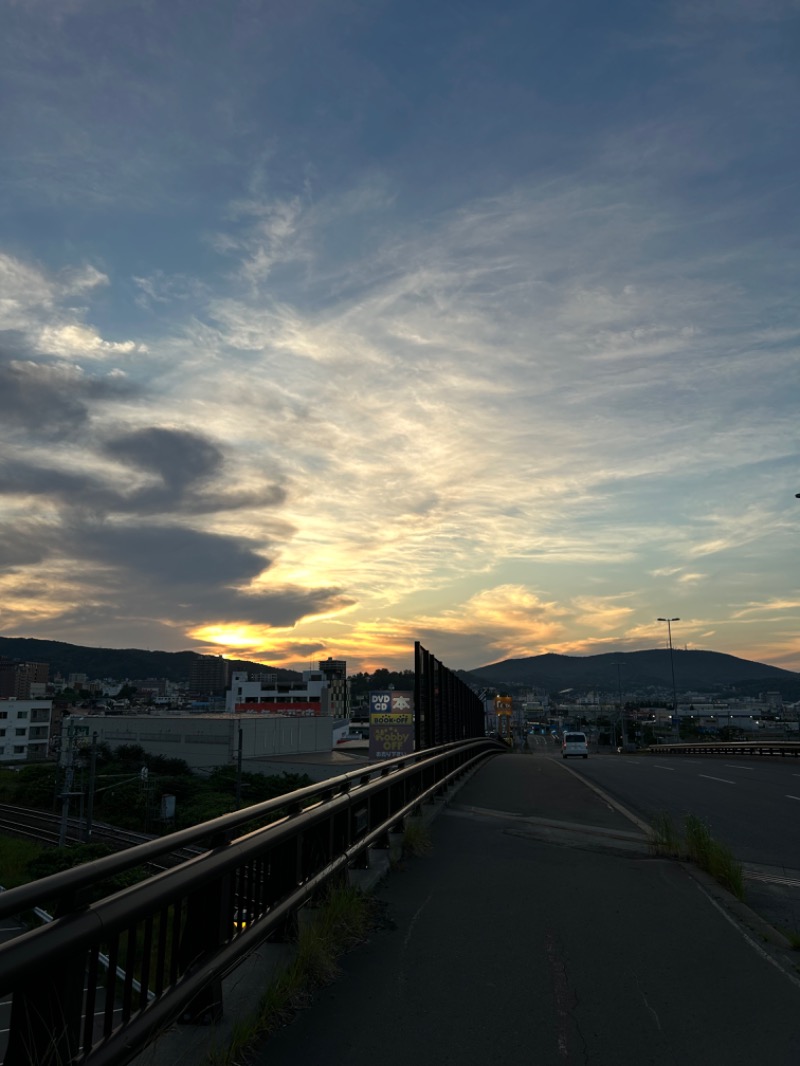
left=402, top=819, right=433, bottom=856
left=650, top=811, right=681, bottom=856
left=650, top=812, right=745, bottom=901
left=705, top=837, right=744, bottom=901
left=684, top=814, right=713, bottom=867
left=203, top=884, right=377, bottom=1066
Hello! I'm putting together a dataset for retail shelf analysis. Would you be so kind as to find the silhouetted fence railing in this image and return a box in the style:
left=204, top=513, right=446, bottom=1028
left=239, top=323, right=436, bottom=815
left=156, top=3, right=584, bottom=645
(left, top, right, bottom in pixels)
left=414, top=642, right=485, bottom=749
left=0, top=738, right=502, bottom=1066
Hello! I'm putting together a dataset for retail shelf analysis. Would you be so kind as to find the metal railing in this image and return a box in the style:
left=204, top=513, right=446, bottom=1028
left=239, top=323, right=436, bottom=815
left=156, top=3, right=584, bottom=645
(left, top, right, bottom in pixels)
left=645, top=740, right=800, bottom=758
left=0, top=738, right=501, bottom=1066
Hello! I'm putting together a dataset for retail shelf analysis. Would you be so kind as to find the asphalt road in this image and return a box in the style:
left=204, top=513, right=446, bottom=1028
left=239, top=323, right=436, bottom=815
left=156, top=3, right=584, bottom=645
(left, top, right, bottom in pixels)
left=250, top=754, right=800, bottom=1066
left=564, top=751, right=800, bottom=869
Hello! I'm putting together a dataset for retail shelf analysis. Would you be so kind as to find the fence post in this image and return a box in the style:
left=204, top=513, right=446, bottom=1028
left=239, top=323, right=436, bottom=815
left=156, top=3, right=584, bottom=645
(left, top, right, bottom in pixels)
left=178, top=872, right=232, bottom=1024
left=5, top=951, right=85, bottom=1065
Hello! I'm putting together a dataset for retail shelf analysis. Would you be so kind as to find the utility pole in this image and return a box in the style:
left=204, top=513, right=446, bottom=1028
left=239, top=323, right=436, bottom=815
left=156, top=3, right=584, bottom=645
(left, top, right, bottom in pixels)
left=657, top=617, right=680, bottom=731
left=614, top=661, right=626, bottom=748
left=140, top=766, right=150, bottom=833
left=84, top=732, right=98, bottom=842
left=58, top=717, right=77, bottom=847
left=235, top=726, right=243, bottom=808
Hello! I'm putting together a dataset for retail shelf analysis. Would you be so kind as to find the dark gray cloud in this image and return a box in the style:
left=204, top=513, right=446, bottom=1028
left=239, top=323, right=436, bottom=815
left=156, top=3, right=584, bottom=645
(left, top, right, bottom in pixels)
left=0, top=461, right=121, bottom=513
left=0, top=332, right=140, bottom=438
left=100, top=426, right=288, bottom=515
left=79, top=523, right=269, bottom=589
left=0, top=340, right=303, bottom=635
left=0, top=429, right=286, bottom=519
left=8, top=518, right=352, bottom=628
left=0, top=522, right=60, bottom=571
left=71, top=522, right=353, bottom=622
left=103, top=427, right=224, bottom=491
left=218, top=587, right=354, bottom=628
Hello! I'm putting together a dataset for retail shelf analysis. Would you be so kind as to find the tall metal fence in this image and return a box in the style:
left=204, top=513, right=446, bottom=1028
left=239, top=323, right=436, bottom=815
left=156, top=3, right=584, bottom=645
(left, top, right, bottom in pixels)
left=0, top=737, right=501, bottom=1066
left=413, top=642, right=486, bottom=750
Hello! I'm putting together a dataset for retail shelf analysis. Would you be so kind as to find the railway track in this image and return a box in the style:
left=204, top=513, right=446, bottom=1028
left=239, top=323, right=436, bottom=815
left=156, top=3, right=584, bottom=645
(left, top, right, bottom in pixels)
left=0, top=804, right=204, bottom=866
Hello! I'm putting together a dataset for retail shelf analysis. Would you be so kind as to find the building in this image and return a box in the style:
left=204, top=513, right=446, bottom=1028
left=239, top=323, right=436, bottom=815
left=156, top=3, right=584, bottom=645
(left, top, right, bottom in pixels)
left=0, top=659, right=49, bottom=700
left=189, top=655, right=229, bottom=698
left=0, top=700, right=52, bottom=762
left=226, top=670, right=331, bottom=715
left=65, top=713, right=337, bottom=775
left=318, top=658, right=349, bottom=719
left=0, top=659, right=15, bottom=698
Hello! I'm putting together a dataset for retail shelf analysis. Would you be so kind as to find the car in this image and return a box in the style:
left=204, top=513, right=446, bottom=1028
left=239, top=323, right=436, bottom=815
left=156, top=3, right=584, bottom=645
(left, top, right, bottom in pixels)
left=561, top=731, right=589, bottom=759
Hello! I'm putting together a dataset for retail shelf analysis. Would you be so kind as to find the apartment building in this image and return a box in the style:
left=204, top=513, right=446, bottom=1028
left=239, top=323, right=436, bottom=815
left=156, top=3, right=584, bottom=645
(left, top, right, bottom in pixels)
left=0, top=699, right=52, bottom=762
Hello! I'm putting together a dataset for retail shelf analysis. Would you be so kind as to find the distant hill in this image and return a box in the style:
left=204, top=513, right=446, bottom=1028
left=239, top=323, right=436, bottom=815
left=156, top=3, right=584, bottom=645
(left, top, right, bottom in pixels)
left=465, top=650, right=800, bottom=697
left=0, top=636, right=300, bottom=683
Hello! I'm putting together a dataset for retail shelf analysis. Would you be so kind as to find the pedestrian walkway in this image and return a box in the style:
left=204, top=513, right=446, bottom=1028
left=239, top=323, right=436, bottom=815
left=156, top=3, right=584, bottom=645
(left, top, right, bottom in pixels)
left=253, top=752, right=800, bottom=1066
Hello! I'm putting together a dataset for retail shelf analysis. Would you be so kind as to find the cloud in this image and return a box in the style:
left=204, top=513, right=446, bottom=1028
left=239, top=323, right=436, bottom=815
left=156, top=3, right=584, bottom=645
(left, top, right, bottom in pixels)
left=0, top=338, right=141, bottom=438
left=103, top=426, right=224, bottom=491
left=731, top=598, right=800, bottom=619
left=1, top=3, right=799, bottom=672
left=0, top=520, right=59, bottom=571
left=37, top=324, right=146, bottom=360
left=0, top=517, right=353, bottom=640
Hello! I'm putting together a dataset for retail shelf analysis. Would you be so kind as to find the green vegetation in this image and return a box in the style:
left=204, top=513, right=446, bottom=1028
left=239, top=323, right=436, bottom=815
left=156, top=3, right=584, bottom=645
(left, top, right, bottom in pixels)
left=651, top=812, right=745, bottom=900
left=25, top=843, right=151, bottom=903
left=651, top=811, right=682, bottom=856
left=0, top=747, right=313, bottom=837
left=402, top=818, right=433, bottom=856
left=0, top=836, right=46, bottom=889
left=348, top=668, right=416, bottom=703
left=204, top=885, right=377, bottom=1066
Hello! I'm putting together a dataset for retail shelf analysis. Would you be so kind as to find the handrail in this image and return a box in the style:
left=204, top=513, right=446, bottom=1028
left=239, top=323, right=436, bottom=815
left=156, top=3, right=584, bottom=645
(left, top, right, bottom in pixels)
left=0, top=737, right=503, bottom=1066
left=0, top=737, right=479, bottom=921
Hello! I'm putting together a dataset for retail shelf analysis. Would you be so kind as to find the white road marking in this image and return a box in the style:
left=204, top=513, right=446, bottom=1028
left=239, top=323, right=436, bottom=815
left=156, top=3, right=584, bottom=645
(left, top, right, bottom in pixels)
left=653, top=765, right=675, bottom=771
left=693, top=881, right=800, bottom=993
left=786, top=795, right=800, bottom=802
left=698, top=774, right=736, bottom=784
left=724, top=764, right=753, bottom=771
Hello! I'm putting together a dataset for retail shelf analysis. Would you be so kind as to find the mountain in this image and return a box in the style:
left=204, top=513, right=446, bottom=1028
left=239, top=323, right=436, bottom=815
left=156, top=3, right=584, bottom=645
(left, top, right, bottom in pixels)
left=465, top=650, right=800, bottom=697
left=0, top=636, right=300, bottom=683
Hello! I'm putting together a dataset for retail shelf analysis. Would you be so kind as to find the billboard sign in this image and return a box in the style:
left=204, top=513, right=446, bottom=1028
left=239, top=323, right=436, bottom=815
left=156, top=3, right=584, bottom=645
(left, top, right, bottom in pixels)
left=369, top=690, right=415, bottom=759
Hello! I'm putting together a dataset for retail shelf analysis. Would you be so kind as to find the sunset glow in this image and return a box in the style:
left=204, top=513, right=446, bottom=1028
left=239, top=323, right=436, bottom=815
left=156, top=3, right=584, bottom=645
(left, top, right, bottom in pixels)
left=1, top=2, right=798, bottom=674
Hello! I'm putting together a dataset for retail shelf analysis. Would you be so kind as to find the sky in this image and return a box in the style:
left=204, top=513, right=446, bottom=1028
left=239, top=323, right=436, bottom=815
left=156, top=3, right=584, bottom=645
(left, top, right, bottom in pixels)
left=1, top=0, right=799, bottom=676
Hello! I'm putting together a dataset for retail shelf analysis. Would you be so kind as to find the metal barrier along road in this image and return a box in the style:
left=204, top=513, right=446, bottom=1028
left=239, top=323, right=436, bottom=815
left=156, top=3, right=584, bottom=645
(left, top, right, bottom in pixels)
left=0, top=738, right=501, bottom=1066
left=646, top=740, right=800, bottom=758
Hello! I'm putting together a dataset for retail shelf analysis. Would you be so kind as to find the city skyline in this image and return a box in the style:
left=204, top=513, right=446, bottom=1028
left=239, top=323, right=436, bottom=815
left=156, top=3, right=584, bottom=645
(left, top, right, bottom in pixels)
left=1, top=1, right=798, bottom=675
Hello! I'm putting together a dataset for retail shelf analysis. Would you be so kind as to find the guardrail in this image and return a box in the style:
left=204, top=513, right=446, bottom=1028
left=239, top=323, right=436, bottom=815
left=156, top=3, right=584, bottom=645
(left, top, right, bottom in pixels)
left=0, top=737, right=503, bottom=1066
left=645, top=740, right=800, bottom=758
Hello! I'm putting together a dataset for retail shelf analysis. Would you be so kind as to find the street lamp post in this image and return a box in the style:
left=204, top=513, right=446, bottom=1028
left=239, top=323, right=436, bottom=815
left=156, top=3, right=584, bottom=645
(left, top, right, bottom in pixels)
left=658, top=617, right=680, bottom=732
left=614, top=661, right=626, bottom=749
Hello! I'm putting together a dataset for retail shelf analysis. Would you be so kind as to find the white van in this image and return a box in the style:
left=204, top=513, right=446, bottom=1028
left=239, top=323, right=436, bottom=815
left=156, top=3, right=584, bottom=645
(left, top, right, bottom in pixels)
left=561, top=731, right=589, bottom=759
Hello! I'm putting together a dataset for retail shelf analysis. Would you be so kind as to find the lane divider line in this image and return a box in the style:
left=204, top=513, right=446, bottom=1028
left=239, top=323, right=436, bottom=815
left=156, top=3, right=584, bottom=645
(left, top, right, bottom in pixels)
left=556, top=759, right=652, bottom=834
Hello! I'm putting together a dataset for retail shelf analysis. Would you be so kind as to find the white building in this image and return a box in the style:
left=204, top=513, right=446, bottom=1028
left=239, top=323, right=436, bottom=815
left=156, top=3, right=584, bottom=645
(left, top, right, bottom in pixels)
left=225, top=670, right=331, bottom=716
left=0, top=700, right=51, bottom=762
left=66, top=713, right=335, bottom=771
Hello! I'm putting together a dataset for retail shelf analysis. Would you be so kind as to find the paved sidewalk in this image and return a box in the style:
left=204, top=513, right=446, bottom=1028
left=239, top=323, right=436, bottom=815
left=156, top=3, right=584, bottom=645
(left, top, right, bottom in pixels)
left=252, top=752, right=800, bottom=1066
